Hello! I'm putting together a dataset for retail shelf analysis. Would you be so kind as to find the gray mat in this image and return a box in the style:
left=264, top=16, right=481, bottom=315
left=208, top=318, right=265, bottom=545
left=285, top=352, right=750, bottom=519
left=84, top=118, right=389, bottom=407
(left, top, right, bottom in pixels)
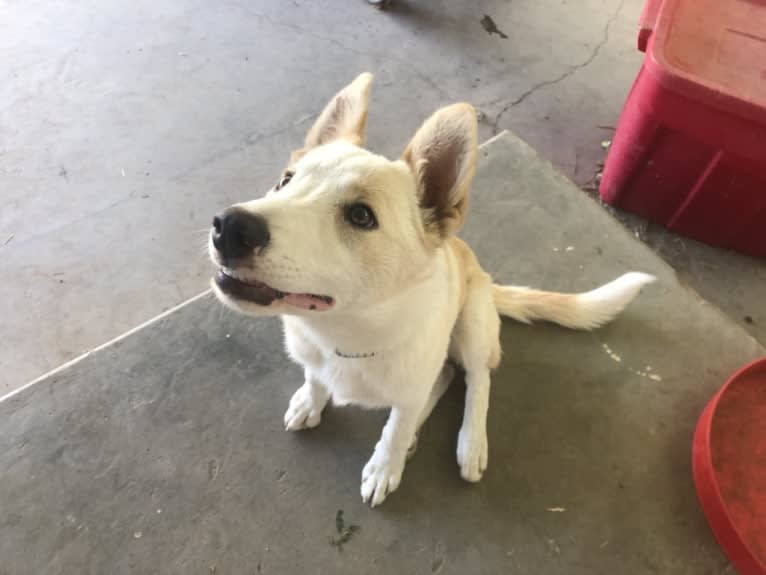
left=1, top=132, right=761, bottom=575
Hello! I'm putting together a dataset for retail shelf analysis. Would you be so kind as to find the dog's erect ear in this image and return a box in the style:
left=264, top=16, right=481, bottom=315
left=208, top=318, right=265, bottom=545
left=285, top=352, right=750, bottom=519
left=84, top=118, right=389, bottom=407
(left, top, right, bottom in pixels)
left=402, top=103, right=478, bottom=237
left=303, top=72, right=373, bottom=149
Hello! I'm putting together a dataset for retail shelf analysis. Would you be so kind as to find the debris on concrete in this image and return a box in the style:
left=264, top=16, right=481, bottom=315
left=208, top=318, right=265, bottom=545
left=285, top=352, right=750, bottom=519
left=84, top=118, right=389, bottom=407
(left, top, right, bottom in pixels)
left=565, top=246, right=575, bottom=252
left=547, top=538, right=561, bottom=555
left=207, top=459, right=220, bottom=481
left=745, top=315, right=755, bottom=324
left=3, top=233, right=14, bottom=247
left=480, top=15, right=508, bottom=39
left=329, top=509, right=359, bottom=550
left=546, top=507, right=566, bottom=512
left=603, top=342, right=666, bottom=381
left=600, top=140, right=611, bottom=150
left=602, top=343, right=622, bottom=363
left=581, top=161, right=605, bottom=193
left=133, top=531, right=142, bottom=539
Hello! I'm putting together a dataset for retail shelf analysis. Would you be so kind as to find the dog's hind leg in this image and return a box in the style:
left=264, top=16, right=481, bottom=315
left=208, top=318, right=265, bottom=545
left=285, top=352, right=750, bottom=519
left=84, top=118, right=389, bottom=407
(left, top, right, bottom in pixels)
left=450, top=276, right=501, bottom=482
left=284, top=372, right=331, bottom=431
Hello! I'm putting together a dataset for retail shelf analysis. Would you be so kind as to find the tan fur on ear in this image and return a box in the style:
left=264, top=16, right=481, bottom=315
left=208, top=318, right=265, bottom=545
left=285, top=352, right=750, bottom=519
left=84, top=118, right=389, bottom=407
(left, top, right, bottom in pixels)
left=303, top=72, right=373, bottom=149
left=288, top=148, right=307, bottom=168
left=402, top=103, right=478, bottom=237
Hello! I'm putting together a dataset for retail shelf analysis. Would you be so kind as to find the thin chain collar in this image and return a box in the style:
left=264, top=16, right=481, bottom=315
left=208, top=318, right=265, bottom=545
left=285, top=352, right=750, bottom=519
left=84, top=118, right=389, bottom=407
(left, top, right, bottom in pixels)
left=334, top=348, right=376, bottom=359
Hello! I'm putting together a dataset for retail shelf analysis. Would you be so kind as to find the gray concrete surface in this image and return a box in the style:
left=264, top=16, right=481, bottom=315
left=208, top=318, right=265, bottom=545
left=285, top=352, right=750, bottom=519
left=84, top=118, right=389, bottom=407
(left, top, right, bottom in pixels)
left=1, top=132, right=762, bottom=574
left=1, top=0, right=655, bottom=393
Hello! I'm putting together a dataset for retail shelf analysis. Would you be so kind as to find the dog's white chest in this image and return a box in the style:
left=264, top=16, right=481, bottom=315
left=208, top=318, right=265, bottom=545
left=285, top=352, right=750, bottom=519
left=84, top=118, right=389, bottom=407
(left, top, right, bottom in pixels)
left=282, top=319, right=432, bottom=408
left=317, top=354, right=393, bottom=407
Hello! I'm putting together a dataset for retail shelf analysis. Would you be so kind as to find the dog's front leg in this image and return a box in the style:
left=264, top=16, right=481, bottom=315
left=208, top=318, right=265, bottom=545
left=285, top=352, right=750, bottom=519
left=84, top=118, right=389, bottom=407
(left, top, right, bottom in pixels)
left=361, top=406, right=420, bottom=506
left=284, top=370, right=330, bottom=431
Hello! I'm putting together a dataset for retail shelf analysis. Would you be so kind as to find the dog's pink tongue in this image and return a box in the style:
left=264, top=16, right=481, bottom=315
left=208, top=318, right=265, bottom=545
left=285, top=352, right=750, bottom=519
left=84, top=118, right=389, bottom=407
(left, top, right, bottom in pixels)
left=283, top=293, right=332, bottom=311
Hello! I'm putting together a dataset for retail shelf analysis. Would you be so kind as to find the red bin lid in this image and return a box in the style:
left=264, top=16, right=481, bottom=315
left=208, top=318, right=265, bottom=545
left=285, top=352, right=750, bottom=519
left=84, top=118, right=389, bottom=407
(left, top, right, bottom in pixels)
left=639, top=0, right=766, bottom=124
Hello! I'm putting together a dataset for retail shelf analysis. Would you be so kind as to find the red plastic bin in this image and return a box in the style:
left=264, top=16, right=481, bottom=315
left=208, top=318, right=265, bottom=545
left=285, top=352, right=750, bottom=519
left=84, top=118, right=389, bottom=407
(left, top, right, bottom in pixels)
left=693, top=357, right=766, bottom=575
left=599, top=0, right=766, bottom=258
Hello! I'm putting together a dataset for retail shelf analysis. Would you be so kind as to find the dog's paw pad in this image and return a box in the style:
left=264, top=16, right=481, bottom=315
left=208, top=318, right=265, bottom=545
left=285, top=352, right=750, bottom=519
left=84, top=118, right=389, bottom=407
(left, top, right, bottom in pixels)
left=456, top=426, right=488, bottom=483
left=360, top=452, right=404, bottom=507
left=284, top=386, right=323, bottom=431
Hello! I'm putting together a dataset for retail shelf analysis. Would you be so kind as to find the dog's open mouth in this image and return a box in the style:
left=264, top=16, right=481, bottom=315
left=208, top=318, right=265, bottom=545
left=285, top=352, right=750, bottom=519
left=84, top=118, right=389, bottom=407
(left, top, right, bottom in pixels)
left=215, top=269, right=334, bottom=311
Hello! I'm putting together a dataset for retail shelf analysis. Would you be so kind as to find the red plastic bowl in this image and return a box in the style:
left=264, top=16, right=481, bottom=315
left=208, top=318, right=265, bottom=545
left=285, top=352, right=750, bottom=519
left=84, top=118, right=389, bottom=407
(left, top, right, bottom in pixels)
left=693, top=357, right=766, bottom=575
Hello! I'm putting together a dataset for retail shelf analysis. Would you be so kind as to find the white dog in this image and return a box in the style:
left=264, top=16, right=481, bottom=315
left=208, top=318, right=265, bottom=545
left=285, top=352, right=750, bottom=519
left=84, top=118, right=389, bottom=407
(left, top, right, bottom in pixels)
left=209, top=73, right=654, bottom=506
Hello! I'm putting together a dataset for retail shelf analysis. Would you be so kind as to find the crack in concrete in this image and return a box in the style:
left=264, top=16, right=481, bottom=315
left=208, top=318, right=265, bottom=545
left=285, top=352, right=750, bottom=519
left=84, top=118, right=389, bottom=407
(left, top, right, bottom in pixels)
left=491, top=0, right=626, bottom=135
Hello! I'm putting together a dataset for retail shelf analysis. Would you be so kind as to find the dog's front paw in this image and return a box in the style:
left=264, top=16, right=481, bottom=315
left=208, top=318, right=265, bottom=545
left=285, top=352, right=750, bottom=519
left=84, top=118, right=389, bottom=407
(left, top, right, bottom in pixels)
left=457, top=425, right=488, bottom=482
left=360, top=448, right=405, bottom=507
left=284, top=384, right=324, bottom=431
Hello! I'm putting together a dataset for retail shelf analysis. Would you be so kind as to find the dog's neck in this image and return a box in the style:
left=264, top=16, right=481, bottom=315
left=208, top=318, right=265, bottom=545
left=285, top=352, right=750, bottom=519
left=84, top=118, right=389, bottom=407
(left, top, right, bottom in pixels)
left=291, top=252, right=447, bottom=358
left=296, top=293, right=423, bottom=358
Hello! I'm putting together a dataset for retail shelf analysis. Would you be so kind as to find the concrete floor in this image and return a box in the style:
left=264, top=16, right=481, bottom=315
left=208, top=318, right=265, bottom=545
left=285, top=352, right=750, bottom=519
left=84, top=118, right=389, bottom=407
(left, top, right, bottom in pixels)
left=4, top=0, right=764, bottom=395
left=2, top=132, right=762, bottom=574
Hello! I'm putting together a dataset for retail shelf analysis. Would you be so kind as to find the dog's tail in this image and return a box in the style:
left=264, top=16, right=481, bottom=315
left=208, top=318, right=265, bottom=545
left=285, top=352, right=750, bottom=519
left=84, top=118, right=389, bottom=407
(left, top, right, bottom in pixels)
left=492, top=272, right=655, bottom=330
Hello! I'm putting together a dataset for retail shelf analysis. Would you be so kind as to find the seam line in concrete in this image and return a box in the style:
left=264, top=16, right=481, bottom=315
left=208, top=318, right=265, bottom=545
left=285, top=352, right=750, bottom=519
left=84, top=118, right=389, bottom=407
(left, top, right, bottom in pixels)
left=0, top=289, right=213, bottom=404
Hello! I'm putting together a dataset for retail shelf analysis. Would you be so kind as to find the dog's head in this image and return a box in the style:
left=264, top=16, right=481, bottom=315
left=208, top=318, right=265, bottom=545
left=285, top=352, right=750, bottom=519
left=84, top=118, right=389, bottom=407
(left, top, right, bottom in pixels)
left=209, top=73, right=478, bottom=316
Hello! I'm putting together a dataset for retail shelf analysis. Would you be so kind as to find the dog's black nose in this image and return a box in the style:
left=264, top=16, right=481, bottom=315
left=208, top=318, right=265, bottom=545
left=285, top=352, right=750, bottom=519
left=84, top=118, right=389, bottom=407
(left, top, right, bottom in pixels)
left=212, top=208, right=270, bottom=260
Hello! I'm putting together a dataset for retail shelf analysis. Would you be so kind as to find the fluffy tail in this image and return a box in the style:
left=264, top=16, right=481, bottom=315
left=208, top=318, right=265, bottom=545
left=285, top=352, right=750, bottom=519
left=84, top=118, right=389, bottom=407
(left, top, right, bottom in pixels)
left=492, top=272, right=655, bottom=330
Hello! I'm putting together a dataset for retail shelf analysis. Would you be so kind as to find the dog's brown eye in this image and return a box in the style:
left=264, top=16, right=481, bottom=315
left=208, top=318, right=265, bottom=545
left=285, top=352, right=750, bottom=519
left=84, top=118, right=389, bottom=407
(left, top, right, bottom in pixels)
left=345, top=203, right=378, bottom=230
left=276, top=171, right=294, bottom=190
